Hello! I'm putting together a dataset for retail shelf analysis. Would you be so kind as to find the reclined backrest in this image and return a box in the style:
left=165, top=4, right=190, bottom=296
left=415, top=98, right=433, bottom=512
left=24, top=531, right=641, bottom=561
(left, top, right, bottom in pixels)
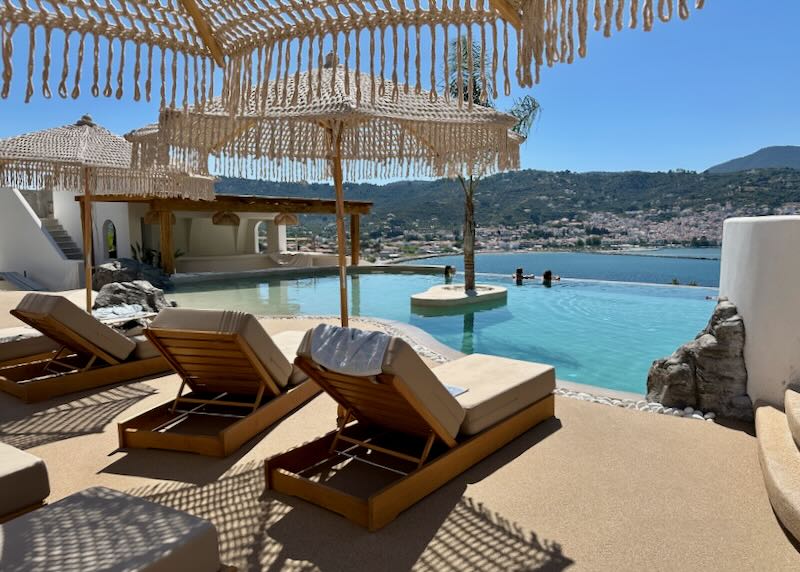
left=297, top=328, right=466, bottom=442
left=11, top=293, right=135, bottom=364
left=147, top=308, right=293, bottom=396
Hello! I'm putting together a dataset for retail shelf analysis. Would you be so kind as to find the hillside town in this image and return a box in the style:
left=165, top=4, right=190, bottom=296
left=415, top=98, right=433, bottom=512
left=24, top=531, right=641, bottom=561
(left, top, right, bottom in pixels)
left=286, top=201, right=800, bottom=261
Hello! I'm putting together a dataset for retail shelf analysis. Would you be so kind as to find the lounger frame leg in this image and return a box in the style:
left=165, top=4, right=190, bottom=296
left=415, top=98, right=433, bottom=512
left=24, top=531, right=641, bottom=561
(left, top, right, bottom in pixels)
left=41, top=346, right=96, bottom=375
left=118, top=380, right=322, bottom=457
left=0, top=355, right=170, bottom=403
left=266, top=394, right=556, bottom=531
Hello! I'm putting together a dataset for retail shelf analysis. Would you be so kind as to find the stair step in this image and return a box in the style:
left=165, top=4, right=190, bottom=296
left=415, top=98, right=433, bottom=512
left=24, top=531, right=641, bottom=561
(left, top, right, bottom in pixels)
left=755, top=405, right=800, bottom=543
left=786, top=389, right=800, bottom=449
left=40, top=216, right=84, bottom=259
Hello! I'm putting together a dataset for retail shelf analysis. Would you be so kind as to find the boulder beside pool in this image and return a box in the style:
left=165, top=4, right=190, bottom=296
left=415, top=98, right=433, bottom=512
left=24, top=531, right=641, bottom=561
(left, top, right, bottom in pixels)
left=646, top=299, right=753, bottom=421
left=411, top=284, right=507, bottom=309
left=93, top=280, right=173, bottom=314
left=93, top=258, right=172, bottom=290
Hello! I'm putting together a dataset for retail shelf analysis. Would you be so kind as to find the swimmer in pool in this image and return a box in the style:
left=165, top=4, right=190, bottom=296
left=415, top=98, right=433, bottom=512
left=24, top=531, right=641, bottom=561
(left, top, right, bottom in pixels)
left=542, top=270, right=561, bottom=287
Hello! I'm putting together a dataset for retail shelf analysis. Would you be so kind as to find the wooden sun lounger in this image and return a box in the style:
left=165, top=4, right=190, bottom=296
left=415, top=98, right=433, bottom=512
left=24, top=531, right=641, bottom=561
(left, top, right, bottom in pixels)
left=118, top=308, right=321, bottom=457
left=265, top=326, right=556, bottom=531
left=0, top=294, right=169, bottom=402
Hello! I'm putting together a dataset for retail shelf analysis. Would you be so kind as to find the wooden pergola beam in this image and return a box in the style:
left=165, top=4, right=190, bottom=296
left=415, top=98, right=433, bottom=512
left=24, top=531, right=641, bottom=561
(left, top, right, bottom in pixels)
left=350, top=214, right=360, bottom=266
left=179, top=0, right=225, bottom=67
left=159, top=210, right=176, bottom=274
left=76, top=194, right=373, bottom=216
left=489, top=0, right=522, bottom=29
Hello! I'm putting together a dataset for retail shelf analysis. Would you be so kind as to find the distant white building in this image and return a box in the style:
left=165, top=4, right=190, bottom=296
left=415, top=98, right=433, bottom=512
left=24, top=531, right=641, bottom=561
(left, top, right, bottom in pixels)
left=0, top=186, right=370, bottom=290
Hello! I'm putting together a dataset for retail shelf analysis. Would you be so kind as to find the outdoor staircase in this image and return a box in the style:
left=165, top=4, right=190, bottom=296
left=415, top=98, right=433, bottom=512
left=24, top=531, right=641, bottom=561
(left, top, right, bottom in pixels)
left=41, top=217, right=83, bottom=260
left=754, top=388, right=800, bottom=543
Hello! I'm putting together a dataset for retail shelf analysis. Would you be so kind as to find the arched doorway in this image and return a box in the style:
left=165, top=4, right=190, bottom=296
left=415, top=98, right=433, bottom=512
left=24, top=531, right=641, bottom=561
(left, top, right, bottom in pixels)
left=103, top=220, right=117, bottom=259
left=255, top=221, right=268, bottom=253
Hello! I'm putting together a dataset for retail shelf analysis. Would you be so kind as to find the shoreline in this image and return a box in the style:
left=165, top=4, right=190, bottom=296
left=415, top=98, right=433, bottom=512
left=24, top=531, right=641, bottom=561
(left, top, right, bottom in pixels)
left=389, top=246, right=721, bottom=264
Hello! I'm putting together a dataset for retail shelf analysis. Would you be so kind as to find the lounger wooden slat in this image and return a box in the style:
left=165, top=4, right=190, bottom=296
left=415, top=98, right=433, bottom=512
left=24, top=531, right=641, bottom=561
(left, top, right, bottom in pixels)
left=0, top=294, right=170, bottom=402
left=118, top=309, right=320, bottom=457
left=163, top=347, right=247, bottom=358
left=265, top=326, right=557, bottom=531
left=10, top=310, right=120, bottom=365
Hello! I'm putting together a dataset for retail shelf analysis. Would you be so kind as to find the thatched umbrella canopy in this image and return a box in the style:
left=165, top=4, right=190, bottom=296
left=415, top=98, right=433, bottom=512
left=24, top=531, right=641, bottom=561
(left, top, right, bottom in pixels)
left=0, top=0, right=705, bottom=112
left=0, top=115, right=215, bottom=310
left=141, top=56, right=522, bottom=326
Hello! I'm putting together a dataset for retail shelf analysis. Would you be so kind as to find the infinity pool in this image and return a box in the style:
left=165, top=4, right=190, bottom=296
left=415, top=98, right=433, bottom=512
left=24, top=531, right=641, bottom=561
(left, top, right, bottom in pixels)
left=170, top=272, right=716, bottom=394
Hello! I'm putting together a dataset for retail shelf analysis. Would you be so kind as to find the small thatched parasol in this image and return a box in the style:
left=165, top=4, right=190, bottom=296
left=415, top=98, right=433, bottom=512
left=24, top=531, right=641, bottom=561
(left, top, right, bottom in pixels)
left=0, top=0, right=705, bottom=112
left=141, top=55, right=522, bottom=326
left=0, top=115, right=215, bottom=311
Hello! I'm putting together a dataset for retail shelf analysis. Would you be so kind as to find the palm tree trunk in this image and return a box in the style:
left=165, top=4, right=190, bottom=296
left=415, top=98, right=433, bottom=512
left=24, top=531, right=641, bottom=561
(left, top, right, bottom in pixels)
left=460, top=175, right=476, bottom=293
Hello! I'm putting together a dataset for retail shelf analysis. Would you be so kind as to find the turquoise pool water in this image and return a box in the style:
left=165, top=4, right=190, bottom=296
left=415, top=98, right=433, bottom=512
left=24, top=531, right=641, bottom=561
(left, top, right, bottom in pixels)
left=170, top=272, right=716, bottom=394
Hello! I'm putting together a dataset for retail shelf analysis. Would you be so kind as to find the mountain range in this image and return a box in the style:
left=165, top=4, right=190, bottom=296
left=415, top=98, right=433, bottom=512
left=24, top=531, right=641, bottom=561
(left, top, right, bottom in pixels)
left=706, top=146, right=800, bottom=173
left=217, top=167, right=800, bottom=231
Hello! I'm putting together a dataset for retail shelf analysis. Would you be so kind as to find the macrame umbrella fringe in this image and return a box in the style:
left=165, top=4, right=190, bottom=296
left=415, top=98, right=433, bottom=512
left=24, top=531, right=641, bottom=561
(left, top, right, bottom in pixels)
left=1, top=0, right=704, bottom=111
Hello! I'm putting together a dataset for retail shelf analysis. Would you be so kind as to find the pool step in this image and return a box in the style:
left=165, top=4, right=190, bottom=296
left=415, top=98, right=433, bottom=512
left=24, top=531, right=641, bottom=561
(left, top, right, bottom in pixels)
left=785, top=388, right=800, bottom=449
left=755, top=404, right=800, bottom=543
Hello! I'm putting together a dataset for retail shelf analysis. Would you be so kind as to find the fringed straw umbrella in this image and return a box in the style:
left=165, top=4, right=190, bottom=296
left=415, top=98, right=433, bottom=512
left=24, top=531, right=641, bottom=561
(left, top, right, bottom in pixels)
left=0, top=0, right=705, bottom=112
left=138, top=54, right=522, bottom=326
left=0, top=114, right=215, bottom=311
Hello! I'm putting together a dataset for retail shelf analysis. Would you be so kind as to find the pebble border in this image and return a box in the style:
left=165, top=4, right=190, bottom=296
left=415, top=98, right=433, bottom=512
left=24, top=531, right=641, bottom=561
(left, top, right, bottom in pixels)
left=261, top=314, right=717, bottom=423
left=553, top=388, right=716, bottom=422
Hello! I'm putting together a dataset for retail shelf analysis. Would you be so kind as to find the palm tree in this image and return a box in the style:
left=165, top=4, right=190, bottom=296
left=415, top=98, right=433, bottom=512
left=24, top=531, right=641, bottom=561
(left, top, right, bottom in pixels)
left=447, top=38, right=540, bottom=292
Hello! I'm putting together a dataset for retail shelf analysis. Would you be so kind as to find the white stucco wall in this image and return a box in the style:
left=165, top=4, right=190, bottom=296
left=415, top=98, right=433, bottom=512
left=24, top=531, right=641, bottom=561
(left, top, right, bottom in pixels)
left=187, top=218, right=240, bottom=256
left=266, top=221, right=287, bottom=253
left=719, top=216, right=800, bottom=407
left=90, top=202, right=132, bottom=263
left=52, top=190, right=132, bottom=262
left=0, top=187, right=81, bottom=290
left=52, top=189, right=82, bottom=247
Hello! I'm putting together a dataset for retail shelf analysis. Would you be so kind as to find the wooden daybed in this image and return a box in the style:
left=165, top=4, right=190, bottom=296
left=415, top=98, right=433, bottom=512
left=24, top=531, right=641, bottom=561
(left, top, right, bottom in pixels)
left=118, top=308, right=320, bottom=457
left=0, top=293, right=169, bottom=402
left=265, top=325, right=556, bottom=531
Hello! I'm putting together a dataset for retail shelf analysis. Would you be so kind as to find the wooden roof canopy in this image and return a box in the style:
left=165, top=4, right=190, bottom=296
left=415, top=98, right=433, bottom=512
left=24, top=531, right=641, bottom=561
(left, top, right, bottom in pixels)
left=75, top=193, right=372, bottom=216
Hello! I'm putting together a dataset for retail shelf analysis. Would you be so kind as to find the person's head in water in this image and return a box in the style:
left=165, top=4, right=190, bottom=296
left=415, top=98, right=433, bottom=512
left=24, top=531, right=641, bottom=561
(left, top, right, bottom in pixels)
left=543, top=270, right=553, bottom=282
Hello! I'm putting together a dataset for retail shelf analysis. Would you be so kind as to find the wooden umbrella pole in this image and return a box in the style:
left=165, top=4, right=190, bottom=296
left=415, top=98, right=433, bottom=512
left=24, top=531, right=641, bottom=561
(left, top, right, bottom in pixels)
left=82, top=166, right=94, bottom=312
left=329, top=124, right=349, bottom=327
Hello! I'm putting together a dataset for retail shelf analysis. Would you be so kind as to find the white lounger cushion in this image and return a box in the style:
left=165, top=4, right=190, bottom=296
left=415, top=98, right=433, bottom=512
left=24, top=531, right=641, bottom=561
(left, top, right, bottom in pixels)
left=149, top=308, right=295, bottom=388
left=130, top=335, right=161, bottom=361
left=0, top=327, right=60, bottom=363
left=0, top=487, right=221, bottom=572
left=297, top=330, right=466, bottom=439
left=15, top=293, right=135, bottom=362
left=435, top=354, right=556, bottom=436
left=270, top=330, right=310, bottom=385
left=381, top=337, right=466, bottom=439
left=0, top=442, right=49, bottom=518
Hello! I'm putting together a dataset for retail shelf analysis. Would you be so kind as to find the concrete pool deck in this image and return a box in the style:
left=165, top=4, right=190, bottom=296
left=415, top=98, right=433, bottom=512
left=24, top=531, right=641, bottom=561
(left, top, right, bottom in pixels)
left=0, top=301, right=797, bottom=567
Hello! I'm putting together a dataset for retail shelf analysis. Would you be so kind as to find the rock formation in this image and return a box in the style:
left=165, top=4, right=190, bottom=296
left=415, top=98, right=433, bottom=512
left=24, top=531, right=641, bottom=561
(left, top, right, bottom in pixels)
left=93, top=258, right=172, bottom=290
left=647, top=299, right=753, bottom=421
left=92, top=280, right=172, bottom=314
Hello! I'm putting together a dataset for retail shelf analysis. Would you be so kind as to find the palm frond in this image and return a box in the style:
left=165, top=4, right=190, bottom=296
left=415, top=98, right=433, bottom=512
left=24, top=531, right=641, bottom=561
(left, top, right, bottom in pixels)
left=509, top=95, right=541, bottom=138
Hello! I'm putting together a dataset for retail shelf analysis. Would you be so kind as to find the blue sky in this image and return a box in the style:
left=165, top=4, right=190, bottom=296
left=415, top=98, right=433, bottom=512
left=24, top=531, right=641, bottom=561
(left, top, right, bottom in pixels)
left=0, top=0, right=797, bottom=174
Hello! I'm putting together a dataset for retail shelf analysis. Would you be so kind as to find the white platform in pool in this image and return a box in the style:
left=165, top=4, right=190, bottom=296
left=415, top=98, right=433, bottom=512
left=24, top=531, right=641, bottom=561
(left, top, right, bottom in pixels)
left=410, top=284, right=508, bottom=307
